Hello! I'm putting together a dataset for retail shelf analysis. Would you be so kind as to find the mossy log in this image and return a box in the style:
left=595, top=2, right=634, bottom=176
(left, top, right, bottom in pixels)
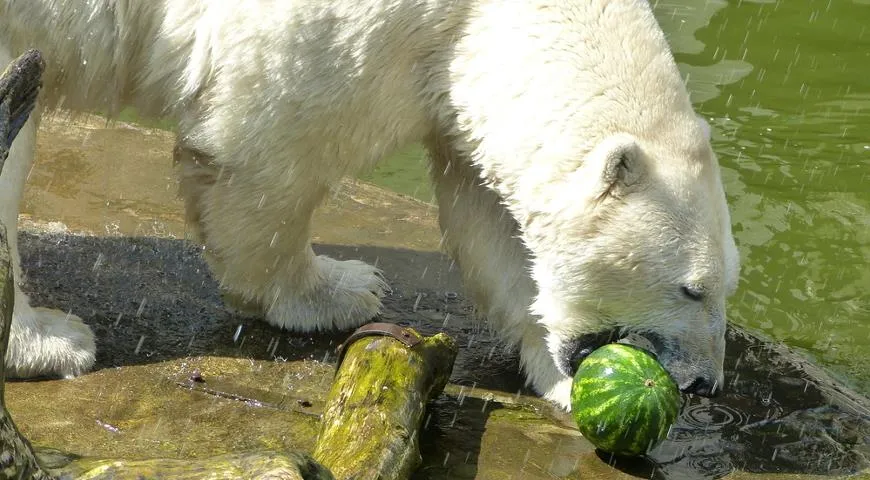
left=0, top=49, right=43, bottom=170
left=0, top=49, right=56, bottom=480
left=312, top=324, right=458, bottom=480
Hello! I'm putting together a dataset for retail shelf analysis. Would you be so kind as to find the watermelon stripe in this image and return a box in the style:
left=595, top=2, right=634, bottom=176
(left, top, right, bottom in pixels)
left=579, top=393, right=623, bottom=418
left=575, top=378, right=643, bottom=390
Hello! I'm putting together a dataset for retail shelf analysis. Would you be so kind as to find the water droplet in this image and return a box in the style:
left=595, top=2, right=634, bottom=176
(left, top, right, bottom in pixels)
left=233, top=324, right=243, bottom=343
left=134, top=335, right=146, bottom=355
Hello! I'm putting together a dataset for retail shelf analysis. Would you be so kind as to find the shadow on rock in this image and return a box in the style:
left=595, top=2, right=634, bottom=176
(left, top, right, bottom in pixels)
left=18, top=232, right=515, bottom=478
left=18, top=232, right=527, bottom=395
left=15, top=231, right=870, bottom=479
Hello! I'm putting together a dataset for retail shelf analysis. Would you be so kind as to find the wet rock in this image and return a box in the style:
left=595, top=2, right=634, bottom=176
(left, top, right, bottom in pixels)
left=737, top=405, right=870, bottom=475
left=5, top=117, right=870, bottom=479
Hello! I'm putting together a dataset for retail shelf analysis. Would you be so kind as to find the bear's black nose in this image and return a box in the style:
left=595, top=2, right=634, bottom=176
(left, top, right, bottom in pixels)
left=681, top=376, right=721, bottom=398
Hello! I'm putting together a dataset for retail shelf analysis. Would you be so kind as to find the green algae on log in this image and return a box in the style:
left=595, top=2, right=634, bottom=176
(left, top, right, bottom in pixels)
left=313, top=325, right=458, bottom=479
left=56, top=451, right=334, bottom=480
left=0, top=49, right=55, bottom=480
left=0, top=228, right=53, bottom=480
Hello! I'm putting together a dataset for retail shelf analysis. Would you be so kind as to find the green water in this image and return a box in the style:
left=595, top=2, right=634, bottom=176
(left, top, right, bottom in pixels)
left=363, top=0, right=870, bottom=395
left=359, top=144, right=434, bottom=203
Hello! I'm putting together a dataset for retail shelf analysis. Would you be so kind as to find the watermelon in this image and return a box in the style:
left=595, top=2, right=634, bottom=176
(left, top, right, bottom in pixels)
left=570, top=343, right=681, bottom=457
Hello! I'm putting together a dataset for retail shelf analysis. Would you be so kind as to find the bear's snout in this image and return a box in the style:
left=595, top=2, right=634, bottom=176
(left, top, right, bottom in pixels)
left=617, top=331, right=725, bottom=398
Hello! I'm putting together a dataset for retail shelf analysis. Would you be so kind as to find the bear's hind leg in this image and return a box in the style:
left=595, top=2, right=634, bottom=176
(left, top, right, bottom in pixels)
left=175, top=144, right=388, bottom=332
left=427, top=137, right=573, bottom=409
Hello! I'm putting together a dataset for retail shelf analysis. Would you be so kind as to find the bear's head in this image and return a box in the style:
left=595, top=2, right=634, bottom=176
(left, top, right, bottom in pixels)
left=530, top=116, right=739, bottom=397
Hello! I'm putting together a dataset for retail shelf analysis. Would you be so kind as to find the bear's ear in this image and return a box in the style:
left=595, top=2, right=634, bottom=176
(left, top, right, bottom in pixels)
left=588, top=134, right=643, bottom=199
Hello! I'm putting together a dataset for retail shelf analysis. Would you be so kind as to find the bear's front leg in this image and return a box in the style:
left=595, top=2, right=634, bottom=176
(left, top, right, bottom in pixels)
left=261, top=254, right=389, bottom=332
left=175, top=145, right=388, bottom=332
left=427, top=137, right=574, bottom=410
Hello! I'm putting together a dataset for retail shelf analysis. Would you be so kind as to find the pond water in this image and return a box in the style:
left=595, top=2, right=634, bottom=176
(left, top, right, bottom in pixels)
left=362, top=0, right=870, bottom=397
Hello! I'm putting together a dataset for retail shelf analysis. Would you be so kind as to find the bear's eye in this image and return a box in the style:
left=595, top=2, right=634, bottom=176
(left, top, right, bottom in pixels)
left=681, top=285, right=704, bottom=302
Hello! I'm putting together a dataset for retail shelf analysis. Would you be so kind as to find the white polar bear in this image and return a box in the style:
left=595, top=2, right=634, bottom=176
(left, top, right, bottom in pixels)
left=0, top=0, right=739, bottom=409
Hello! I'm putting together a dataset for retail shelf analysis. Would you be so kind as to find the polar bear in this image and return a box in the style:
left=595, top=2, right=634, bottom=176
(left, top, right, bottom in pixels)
left=0, top=0, right=739, bottom=409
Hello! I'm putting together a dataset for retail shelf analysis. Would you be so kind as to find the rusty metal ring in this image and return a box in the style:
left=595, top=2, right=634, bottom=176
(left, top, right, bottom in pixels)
left=334, top=322, right=422, bottom=372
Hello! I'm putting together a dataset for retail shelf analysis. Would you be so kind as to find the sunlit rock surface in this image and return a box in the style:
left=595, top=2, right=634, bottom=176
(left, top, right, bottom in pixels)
left=8, top=116, right=869, bottom=479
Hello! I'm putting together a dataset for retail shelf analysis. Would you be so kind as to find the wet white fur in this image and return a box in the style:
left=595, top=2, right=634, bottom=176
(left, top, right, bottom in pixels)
left=0, top=0, right=738, bottom=408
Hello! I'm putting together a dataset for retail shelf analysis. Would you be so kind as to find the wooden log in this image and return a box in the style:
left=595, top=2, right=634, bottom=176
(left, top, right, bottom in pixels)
left=312, top=323, right=458, bottom=480
left=0, top=227, right=54, bottom=480
left=0, top=49, right=44, bottom=171
left=0, top=49, right=56, bottom=480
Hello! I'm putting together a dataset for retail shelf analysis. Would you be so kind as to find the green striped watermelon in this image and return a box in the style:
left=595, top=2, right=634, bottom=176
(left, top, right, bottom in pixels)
left=570, top=343, right=681, bottom=456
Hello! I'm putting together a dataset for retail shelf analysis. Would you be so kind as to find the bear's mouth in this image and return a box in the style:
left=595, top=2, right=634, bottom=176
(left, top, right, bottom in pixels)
left=555, top=328, right=623, bottom=377
left=556, top=329, right=671, bottom=378
left=557, top=331, right=721, bottom=397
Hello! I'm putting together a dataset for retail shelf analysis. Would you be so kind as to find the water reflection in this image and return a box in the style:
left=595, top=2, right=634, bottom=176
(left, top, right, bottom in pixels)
left=680, top=400, right=751, bottom=432
left=656, top=0, right=870, bottom=395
